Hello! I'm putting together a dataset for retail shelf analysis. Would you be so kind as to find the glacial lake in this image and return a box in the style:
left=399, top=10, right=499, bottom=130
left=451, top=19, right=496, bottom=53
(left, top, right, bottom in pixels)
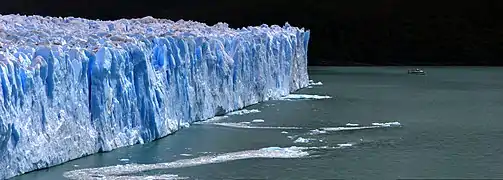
left=14, top=66, right=503, bottom=180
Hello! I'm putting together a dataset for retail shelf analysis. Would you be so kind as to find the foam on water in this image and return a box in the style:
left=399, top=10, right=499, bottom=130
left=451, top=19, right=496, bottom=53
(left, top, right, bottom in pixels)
left=63, top=146, right=313, bottom=180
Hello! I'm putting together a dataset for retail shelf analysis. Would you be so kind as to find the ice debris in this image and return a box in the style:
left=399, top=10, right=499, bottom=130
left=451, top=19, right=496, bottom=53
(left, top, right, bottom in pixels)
left=308, top=80, right=323, bottom=86
left=293, top=137, right=314, bottom=143
left=251, top=119, right=265, bottom=123
left=210, top=122, right=302, bottom=130
left=119, top=158, right=130, bottom=162
left=345, top=123, right=360, bottom=127
left=321, top=121, right=402, bottom=132
left=226, top=109, right=261, bottom=116
left=279, top=94, right=332, bottom=100
left=309, top=129, right=327, bottom=135
left=337, top=143, right=353, bottom=148
left=64, top=146, right=313, bottom=180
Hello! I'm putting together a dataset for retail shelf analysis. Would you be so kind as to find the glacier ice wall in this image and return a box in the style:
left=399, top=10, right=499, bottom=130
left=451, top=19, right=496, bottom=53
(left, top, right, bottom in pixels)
left=0, top=15, right=310, bottom=179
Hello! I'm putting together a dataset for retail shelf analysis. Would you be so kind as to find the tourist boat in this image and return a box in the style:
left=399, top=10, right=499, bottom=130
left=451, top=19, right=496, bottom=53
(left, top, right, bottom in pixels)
left=408, top=68, right=426, bottom=75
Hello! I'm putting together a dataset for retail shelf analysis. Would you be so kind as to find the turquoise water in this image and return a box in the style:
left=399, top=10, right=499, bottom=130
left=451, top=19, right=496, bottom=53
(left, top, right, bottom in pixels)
left=13, top=67, right=503, bottom=179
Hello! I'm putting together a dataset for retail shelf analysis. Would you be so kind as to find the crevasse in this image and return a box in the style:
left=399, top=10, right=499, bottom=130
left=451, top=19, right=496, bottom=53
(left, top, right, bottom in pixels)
left=0, top=15, right=310, bottom=179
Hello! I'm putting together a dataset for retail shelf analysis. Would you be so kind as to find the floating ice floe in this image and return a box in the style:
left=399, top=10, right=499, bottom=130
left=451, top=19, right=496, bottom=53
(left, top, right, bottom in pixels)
left=371, top=122, right=401, bottom=127
left=308, top=80, right=323, bottom=86
left=309, top=129, right=327, bottom=135
left=227, top=109, right=261, bottom=116
left=210, top=122, right=303, bottom=130
left=252, top=119, right=265, bottom=123
left=63, top=146, right=316, bottom=180
left=279, top=94, right=332, bottom=101
left=345, top=123, right=360, bottom=127
left=118, top=159, right=130, bottom=162
left=321, top=121, right=402, bottom=132
left=293, top=137, right=315, bottom=143
left=195, top=109, right=262, bottom=124
left=337, top=143, right=354, bottom=148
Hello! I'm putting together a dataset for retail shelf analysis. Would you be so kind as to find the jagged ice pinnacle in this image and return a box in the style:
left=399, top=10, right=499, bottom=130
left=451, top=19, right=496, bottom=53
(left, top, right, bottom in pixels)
left=0, top=15, right=310, bottom=179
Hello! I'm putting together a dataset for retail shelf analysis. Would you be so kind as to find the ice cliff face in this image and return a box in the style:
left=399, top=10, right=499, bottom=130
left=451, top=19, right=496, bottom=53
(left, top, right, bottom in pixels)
left=0, top=15, right=310, bottom=179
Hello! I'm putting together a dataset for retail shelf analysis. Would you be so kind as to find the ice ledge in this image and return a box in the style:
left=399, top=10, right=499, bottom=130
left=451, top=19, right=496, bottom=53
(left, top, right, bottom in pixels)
left=0, top=14, right=310, bottom=179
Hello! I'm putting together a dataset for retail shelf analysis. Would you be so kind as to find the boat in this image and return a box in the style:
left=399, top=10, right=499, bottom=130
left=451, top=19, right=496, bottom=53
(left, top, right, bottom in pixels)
left=408, top=68, right=426, bottom=75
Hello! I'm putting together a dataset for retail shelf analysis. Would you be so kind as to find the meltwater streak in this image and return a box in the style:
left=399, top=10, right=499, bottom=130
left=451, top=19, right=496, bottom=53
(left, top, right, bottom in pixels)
left=63, top=146, right=317, bottom=180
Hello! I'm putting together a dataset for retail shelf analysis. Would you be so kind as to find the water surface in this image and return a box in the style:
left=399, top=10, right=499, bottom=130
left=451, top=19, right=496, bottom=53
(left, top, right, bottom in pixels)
left=14, top=66, right=503, bottom=179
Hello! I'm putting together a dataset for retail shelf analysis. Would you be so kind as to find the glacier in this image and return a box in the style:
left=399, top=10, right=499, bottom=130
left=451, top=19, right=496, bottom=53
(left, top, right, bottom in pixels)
left=0, top=15, right=310, bottom=179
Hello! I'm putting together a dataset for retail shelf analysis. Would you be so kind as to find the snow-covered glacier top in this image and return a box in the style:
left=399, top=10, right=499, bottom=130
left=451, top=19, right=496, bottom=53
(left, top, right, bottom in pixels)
left=0, top=15, right=305, bottom=52
left=0, top=14, right=309, bottom=179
